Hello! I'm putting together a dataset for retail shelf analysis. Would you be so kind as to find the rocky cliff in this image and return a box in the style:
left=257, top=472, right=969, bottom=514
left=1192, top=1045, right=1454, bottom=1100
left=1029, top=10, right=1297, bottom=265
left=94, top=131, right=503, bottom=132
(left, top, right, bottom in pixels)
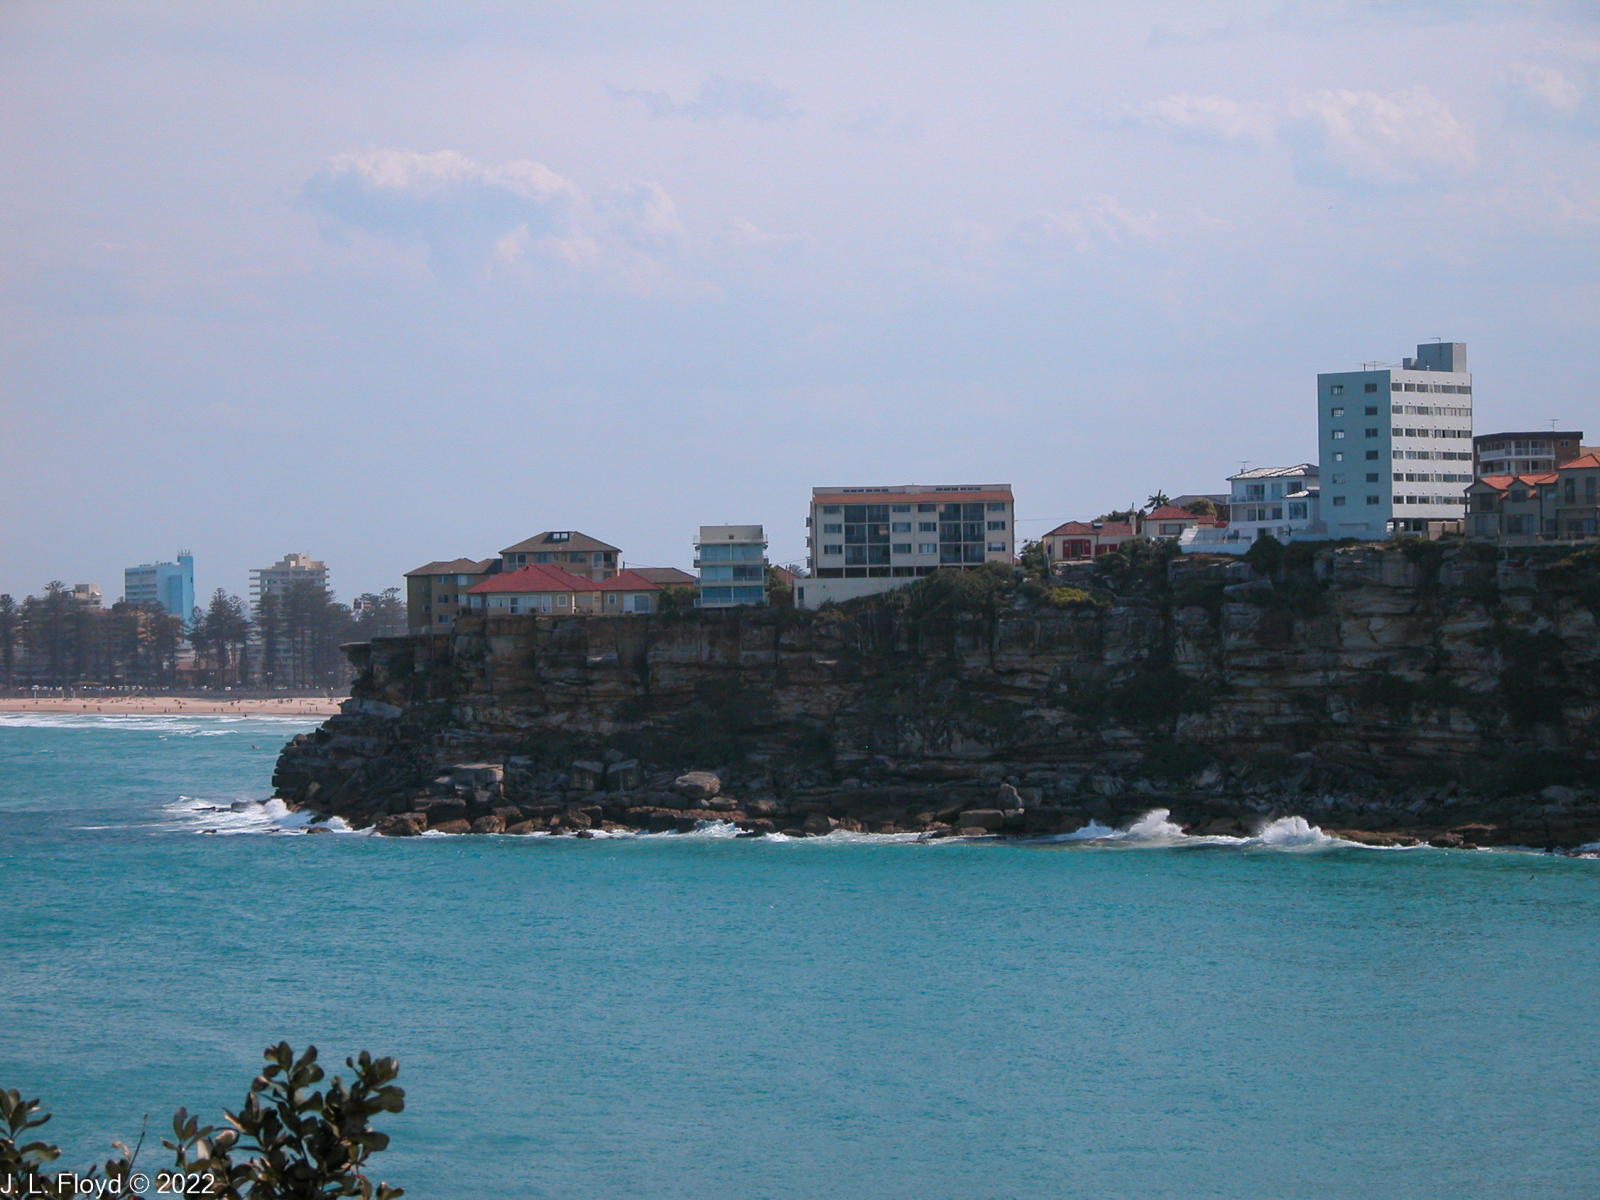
left=272, top=543, right=1600, bottom=848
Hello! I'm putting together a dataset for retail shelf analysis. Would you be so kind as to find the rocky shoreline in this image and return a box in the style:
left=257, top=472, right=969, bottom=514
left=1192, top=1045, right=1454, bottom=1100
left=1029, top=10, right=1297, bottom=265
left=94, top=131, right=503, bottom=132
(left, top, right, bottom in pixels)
left=272, top=544, right=1600, bottom=850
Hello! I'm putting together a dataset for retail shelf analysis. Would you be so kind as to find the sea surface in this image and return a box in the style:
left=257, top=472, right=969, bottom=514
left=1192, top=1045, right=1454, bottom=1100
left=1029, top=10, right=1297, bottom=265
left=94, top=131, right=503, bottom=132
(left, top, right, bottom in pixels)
left=2, top=713, right=1598, bottom=1200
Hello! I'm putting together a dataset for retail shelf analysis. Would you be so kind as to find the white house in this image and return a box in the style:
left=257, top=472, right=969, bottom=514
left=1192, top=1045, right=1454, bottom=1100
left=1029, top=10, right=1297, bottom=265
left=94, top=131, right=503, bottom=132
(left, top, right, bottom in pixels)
left=1182, top=464, right=1319, bottom=554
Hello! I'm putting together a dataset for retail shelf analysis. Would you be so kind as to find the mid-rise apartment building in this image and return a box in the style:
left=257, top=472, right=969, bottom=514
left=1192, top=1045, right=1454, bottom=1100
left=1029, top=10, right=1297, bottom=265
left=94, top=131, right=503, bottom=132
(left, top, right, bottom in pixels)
left=499, top=531, right=619, bottom=582
left=798, top=483, right=1015, bottom=609
left=1473, top=430, right=1586, bottom=478
left=696, top=525, right=768, bottom=608
left=124, top=552, right=194, bottom=618
left=405, top=557, right=498, bottom=632
left=250, top=553, right=328, bottom=611
left=1318, top=341, right=1474, bottom=538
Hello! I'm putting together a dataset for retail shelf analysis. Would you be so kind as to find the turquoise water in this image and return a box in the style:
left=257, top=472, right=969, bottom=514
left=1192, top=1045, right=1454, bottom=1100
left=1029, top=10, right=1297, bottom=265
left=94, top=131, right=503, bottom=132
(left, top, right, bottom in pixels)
left=2, top=714, right=1598, bottom=1199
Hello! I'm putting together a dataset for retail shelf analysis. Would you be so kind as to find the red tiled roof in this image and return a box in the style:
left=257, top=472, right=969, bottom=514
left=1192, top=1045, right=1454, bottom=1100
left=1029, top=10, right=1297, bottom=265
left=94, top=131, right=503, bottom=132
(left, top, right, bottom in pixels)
left=1146, top=505, right=1201, bottom=521
left=599, top=570, right=661, bottom=592
left=468, top=564, right=601, bottom=595
left=1559, top=453, right=1600, bottom=471
left=1476, top=473, right=1558, bottom=491
left=1045, top=520, right=1137, bottom=538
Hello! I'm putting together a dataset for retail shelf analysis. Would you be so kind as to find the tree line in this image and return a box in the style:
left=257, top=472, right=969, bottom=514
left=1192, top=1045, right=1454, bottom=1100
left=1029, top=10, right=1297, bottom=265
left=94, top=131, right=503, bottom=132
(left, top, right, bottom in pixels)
left=0, top=583, right=406, bottom=690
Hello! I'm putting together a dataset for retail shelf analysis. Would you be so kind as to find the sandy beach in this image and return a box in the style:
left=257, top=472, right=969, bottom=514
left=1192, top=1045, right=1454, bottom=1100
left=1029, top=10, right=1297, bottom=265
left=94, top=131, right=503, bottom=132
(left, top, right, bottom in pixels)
left=0, top=696, right=345, bottom=717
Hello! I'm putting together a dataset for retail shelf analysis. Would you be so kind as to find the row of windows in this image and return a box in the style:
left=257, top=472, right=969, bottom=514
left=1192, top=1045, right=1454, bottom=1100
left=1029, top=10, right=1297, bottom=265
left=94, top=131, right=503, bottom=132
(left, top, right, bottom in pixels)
left=820, top=542, right=1007, bottom=560
left=698, top=543, right=765, bottom=563
left=1329, top=382, right=1471, bottom=395
left=1237, top=504, right=1310, bottom=522
left=505, top=551, right=613, bottom=567
left=699, top=564, right=764, bottom=582
left=818, top=501, right=1008, bottom=517
left=1394, top=427, right=1471, bottom=439
left=1395, top=404, right=1470, bottom=417
left=818, top=520, right=1006, bottom=535
left=1329, top=494, right=1462, bottom=507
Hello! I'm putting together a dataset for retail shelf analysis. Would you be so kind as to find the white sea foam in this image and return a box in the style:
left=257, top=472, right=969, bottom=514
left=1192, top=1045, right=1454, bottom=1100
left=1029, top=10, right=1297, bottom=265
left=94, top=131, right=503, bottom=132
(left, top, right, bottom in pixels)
left=1049, top=808, right=1349, bottom=851
left=164, top=795, right=356, bottom=836
left=0, top=713, right=315, bottom=735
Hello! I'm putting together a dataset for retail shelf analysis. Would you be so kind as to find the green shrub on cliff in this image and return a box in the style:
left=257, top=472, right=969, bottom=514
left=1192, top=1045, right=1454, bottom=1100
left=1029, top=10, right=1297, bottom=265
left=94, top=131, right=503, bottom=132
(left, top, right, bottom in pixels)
left=1, top=1044, right=404, bottom=1199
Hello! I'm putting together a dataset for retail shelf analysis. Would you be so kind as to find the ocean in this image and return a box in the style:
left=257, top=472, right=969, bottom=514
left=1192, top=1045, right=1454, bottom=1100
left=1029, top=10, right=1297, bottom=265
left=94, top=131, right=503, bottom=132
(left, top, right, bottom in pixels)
left=2, top=713, right=1597, bottom=1199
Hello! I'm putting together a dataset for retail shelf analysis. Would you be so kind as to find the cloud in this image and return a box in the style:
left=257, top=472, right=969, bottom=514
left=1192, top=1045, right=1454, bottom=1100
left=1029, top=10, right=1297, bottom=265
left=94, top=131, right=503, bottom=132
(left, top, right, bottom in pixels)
left=609, top=75, right=799, bottom=122
left=837, top=105, right=923, bottom=142
left=1506, top=62, right=1596, bottom=132
left=303, top=148, right=684, bottom=286
left=1134, top=94, right=1275, bottom=144
left=1132, top=86, right=1474, bottom=188
left=1282, top=87, right=1475, bottom=187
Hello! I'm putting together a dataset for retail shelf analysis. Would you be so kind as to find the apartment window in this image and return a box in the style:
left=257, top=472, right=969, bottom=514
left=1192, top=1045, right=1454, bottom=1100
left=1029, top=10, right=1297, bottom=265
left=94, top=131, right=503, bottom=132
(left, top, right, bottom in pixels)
left=1365, top=451, right=1379, bottom=460
left=987, top=502, right=1007, bottom=511
left=823, top=505, right=841, bottom=514
left=1365, top=406, right=1378, bottom=415
left=891, top=522, right=911, bottom=533
left=1392, top=383, right=1402, bottom=391
left=1330, top=384, right=1344, bottom=394
left=917, top=503, right=936, bottom=512
left=1366, top=473, right=1379, bottom=483
left=1288, top=502, right=1307, bottom=520
left=1332, top=430, right=1345, bottom=440
left=556, top=595, right=569, bottom=606
left=1331, top=474, right=1345, bottom=484
left=1331, top=496, right=1346, bottom=507
left=823, top=544, right=842, bottom=556
left=918, top=521, right=936, bottom=532
left=1565, top=479, right=1577, bottom=503
left=822, top=523, right=842, bottom=534
left=606, top=593, right=618, bottom=606
left=1365, top=383, right=1378, bottom=393
left=987, top=542, right=1007, bottom=552
left=918, top=543, right=937, bottom=554
left=1332, top=452, right=1343, bottom=462
left=1588, top=477, right=1598, bottom=503
left=987, top=520, right=1007, bottom=531
left=1330, top=406, right=1345, bottom=417
left=891, top=504, right=911, bottom=512
left=1364, top=428, right=1378, bottom=438
left=1366, top=495, right=1381, bottom=505
left=534, top=552, right=550, bottom=563
left=893, top=543, right=912, bottom=554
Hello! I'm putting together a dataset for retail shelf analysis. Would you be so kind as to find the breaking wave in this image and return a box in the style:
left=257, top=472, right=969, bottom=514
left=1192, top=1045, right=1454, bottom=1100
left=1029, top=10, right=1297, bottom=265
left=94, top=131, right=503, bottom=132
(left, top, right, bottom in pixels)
left=1046, top=808, right=1347, bottom=850
left=164, top=795, right=355, bottom=836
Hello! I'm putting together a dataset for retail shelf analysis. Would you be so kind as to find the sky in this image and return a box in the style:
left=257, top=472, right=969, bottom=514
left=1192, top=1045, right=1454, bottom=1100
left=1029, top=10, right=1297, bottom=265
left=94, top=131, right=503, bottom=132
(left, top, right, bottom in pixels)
left=2, top=0, right=1598, bottom=603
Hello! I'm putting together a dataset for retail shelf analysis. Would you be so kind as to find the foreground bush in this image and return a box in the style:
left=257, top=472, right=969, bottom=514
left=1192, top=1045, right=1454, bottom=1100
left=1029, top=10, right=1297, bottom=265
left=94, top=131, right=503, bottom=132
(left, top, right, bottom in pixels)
left=1, top=1042, right=403, bottom=1198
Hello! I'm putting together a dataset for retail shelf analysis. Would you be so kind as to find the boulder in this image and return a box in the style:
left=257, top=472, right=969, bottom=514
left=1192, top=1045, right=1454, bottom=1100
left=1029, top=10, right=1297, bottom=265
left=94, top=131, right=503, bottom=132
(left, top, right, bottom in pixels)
left=605, top=759, right=642, bottom=791
left=470, top=814, right=506, bottom=834
left=802, top=813, right=839, bottom=835
left=959, top=809, right=1004, bottom=829
left=431, top=819, right=472, bottom=835
left=997, top=783, right=1025, bottom=811
left=675, top=771, right=722, bottom=800
left=374, top=813, right=426, bottom=837
left=1540, top=785, right=1579, bottom=805
left=505, top=820, right=543, bottom=835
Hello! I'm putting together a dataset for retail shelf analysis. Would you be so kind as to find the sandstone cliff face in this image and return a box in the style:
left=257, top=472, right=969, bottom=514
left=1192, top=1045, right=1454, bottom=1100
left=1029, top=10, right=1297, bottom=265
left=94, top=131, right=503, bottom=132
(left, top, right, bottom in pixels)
left=273, top=545, right=1600, bottom=846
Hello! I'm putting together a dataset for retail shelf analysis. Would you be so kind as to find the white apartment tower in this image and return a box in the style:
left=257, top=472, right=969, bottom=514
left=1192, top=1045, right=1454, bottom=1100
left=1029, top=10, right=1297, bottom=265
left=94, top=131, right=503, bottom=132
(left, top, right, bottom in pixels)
left=1317, top=341, right=1474, bottom=538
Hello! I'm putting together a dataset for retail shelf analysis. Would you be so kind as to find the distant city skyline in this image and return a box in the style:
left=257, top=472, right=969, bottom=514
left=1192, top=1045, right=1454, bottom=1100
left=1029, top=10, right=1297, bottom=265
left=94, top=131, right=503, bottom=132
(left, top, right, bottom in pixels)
left=3, top=2, right=1597, bottom=600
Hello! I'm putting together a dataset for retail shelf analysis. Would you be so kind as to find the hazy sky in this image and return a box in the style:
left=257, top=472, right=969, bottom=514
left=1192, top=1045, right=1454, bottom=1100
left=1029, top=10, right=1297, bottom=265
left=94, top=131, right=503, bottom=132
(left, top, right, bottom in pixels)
left=3, top=1, right=1597, bottom=603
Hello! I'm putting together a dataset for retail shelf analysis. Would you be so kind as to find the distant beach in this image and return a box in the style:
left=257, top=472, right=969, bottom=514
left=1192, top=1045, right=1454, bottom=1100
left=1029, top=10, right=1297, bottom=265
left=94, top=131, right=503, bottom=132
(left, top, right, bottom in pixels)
left=0, top=696, right=345, bottom=716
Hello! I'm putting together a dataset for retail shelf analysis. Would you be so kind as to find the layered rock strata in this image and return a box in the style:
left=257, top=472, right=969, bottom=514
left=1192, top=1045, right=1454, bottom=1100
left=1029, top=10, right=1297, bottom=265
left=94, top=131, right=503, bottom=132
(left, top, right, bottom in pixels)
left=272, top=545, right=1600, bottom=848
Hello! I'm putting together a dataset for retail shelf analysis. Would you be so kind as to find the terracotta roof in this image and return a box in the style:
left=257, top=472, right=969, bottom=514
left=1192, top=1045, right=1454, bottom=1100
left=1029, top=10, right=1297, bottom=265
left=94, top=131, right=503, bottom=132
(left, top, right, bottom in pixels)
left=404, top=558, right=495, bottom=577
left=629, top=567, right=697, bottom=587
left=1146, top=505, right=1202, bottom=521
left=1475, top=473, right=1558, bottom=492
left=1558, top=453, right=1600, bottom=471
left=599, top=570, right=661, bottom=592
left=812, top=489, right=1014, bottom=507
left=468, top=564, right=601, bottom=595
left=1044, top=520, right=1136, bottom=538
left=499, top=530, right=620, bottom=556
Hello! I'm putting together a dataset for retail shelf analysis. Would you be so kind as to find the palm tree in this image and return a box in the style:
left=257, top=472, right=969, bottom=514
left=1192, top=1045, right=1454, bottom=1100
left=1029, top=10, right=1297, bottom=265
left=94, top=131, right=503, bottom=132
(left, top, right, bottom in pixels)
left=1145, top=491, right=1170, bottom=511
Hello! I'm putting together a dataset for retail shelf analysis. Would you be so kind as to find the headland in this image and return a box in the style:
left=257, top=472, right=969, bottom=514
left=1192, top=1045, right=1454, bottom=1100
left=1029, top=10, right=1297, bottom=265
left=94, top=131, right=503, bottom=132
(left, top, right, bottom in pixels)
left=271, top=542, right=1600, bottom=849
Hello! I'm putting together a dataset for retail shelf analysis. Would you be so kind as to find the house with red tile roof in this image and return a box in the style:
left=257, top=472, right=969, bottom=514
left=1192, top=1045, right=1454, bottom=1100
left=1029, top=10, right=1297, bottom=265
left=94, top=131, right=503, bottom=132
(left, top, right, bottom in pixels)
left=597, top=570, right=662, bottom=615
left=466, top=564, right=602, bottom=616
left=1465, top=473, right=1557, bottom=542
left=1144, top=504, right=1219, bottom=539
left=1041, top=520, right=1137, bottom=563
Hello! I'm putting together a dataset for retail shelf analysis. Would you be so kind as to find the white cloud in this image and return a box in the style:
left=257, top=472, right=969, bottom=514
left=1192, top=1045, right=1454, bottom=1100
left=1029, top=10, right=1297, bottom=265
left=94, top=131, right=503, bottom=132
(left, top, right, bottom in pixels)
left=609, top=76, right=799, bottom=123
left=1509, top=64, right=1584, bottom=113
left=1135, top=94, right=1276, bottom=144
left=304, top=148, right=685, bottom=286
left=1019, top=194, right=1163, bottom=253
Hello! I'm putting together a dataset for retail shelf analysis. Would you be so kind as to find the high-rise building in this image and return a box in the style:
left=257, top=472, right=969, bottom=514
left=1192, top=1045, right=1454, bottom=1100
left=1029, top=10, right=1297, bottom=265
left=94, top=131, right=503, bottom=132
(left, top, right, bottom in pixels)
left=696, top=525, right=768, bottom=608
left=1317, top=342, right=1474, bottom=538
left=124, top=552, right=194, bottom=617
left=251, top=553, right=329, bottom=612
left=798, top=483, right=1015, bottom=609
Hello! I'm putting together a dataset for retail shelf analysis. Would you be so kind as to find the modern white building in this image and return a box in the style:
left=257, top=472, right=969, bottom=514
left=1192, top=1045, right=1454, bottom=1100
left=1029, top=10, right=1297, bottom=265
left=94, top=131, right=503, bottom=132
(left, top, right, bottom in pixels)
left=124, top=551, right=194, bottom=618
left=1182, top=465, right=1319, bottom=554
left=797, top=483, right=1015, bottom=609
left=696, top=525, right=768, bottom=608
left=250, top=553, right=329, bottom=612
left=1317, top=341, right=1474, bottom=538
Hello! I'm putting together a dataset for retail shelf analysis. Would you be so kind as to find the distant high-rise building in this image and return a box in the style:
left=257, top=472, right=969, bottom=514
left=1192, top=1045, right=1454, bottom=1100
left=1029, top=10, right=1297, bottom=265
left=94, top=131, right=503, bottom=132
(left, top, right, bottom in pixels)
left=70, top=583, right=104, bottom=610
left=251, top=553, right=329, bottom=612
left=1317, top=341, right=1474, bottom=538
left=124, top=552, right=194, bottom=617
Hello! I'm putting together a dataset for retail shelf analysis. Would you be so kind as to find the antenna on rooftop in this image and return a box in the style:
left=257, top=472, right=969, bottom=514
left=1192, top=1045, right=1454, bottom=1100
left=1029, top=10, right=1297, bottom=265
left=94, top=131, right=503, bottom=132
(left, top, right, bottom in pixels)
left=1549, top=418, right=1560, bottom=432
